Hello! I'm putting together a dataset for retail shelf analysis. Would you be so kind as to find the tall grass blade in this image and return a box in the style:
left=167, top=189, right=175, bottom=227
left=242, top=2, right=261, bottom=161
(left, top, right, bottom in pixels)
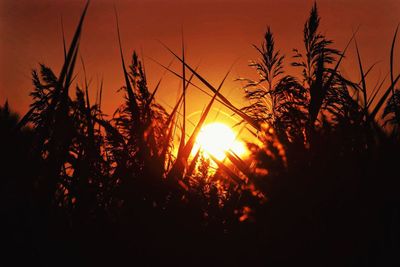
left=146, top=58, right=174, bottom=110
left=367, top=73, right=388, bottom=109
left=159, top=42, right=261, bottom=131
left=167, top=70, right=229, bottom=180
left=390, top=24, right=399, bottom=95
left=225, top=150, right=251, bottom=179
left=208, top=154, right=241, bottom=184
left=369, top=74, right=400, bottom=121
left=179, top=68, right=231, bottom=163
left=61, top=16, right=67, bottom=61
left=186, top=148, right=201, bottom=178
left=355, top=39, right=368, bottom=117
left=178, top=30, right=187, bottom=156
left=58, top=1, right=89, bottom=87
left=310, top=29, right=358, bottom=126
left=114, top=5, right=140, bottom=120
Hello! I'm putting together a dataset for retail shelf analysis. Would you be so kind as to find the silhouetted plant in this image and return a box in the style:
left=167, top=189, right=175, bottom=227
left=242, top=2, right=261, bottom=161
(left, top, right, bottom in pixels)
left=291, top=2, right=353, bottom=132
left=239, top=27, right=307, bottom=144
left=4, top=1, right=400, bottom=266
left=383, top=89, right=400, bottom=135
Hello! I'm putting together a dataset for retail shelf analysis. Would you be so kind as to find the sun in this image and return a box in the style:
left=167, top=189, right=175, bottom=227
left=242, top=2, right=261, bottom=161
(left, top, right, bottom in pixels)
left=195, top=122, right=246, bottom=161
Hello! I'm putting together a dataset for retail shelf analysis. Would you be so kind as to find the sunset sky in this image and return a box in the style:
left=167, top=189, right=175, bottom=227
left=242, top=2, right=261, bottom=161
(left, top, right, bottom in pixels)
left=1, top=0, right=399, bottom=128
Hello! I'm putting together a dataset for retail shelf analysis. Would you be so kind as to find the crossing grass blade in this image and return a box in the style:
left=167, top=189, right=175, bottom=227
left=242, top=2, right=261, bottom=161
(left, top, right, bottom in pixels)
left=369, top=75, right=400, bottom=121
left=159, top=42, right=262, bottom=131
left=355, top=39, right=368, bottom=116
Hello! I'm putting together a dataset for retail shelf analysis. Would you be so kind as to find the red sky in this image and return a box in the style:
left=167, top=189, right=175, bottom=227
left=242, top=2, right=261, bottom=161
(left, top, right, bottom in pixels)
left=1, top=0, right=399, bottom=129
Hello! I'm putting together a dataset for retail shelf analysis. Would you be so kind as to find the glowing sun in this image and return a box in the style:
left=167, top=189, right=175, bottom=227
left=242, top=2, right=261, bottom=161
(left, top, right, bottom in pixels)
left=195, top=122, right=246, bottom=161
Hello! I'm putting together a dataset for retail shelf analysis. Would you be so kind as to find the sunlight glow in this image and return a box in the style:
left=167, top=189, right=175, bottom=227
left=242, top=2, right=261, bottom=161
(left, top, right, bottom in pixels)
left=195, top=122, right=247, bottom=161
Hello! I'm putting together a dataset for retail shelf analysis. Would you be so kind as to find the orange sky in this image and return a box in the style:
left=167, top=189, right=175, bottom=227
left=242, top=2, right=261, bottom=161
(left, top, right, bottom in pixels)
left=1, top=0, right=399, bottom=129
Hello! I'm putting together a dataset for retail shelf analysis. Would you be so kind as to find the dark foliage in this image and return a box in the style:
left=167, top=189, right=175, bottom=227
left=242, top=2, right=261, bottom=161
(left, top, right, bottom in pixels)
left=2, top=2, right=400, bottom=267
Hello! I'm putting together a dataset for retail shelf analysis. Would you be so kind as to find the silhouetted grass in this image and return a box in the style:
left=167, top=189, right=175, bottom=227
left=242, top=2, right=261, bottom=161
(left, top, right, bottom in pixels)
left=1, top=1, right=399, bottom=266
